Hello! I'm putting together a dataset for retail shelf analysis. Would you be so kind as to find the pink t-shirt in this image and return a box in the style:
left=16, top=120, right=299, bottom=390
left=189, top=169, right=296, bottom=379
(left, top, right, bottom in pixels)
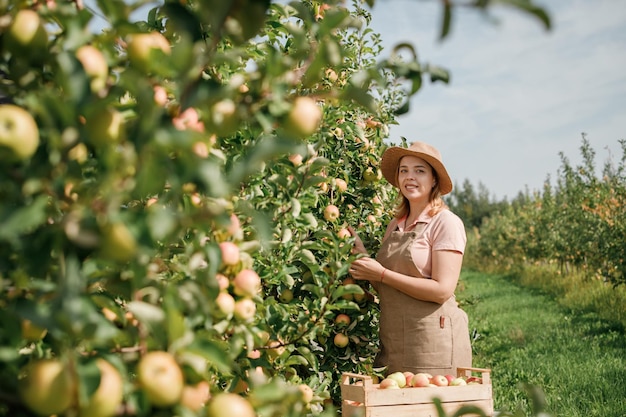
left=383, top=208, right=466, bottom=279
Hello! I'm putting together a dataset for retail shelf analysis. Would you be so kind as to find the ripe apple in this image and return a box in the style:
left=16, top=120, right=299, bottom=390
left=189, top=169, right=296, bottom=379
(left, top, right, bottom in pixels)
left=19, top=359, right=73, bottom=416
left=78, top=359, right=124, bottom=417
left=403, top=371, right=415, bottom=387
left=333, top=333, right=349, bottom=348
left=323, top=204, right=340, bottom=222
left=337, top=227, right=351, bottom=239
left=180, top=381, right=210, bottom=411
left=466, top=376, right=483, bottom=385
left=233, top=298, right=256, bottom=322
left=207, top=99, right=240, bottom=137
left=334, top=178, right=348, bottom=192
left=85, top=107, right=125, bottom=147
left=4, top=10, right=48, bottom=61
left=0, top=104, right=40, bottom=161
left=99, top=221, right=137, bottom=263
left=126, top=32, right=171, bottom=73
left=363, top=167, right=382, bottom=183
left=298, top=384, right=314, bottom=403
left=431, top=375, right=449, bottom=387
left=21, top=319, right=47, bottom=341
left=232, top=269, right=261, bottom=297
left=266, top=340, right=285, bottom=359
left=76, top=45, right=108, bottom=93
left=283, top=97, right=322, bottom=139
left=379, top=378, right=400, bottom=390
left=206, top=392, right=255, bottom=417
left=450, top=377, right=467, bottom=386
left=136, top=351, right=184, bottom=407
left=288, top=153, right=303, bottom=166
left=409, top=373, right=431, bottom=388
left=386, top=371, right=407, bottom=388
left=334, top=313, right=351, bottom=326
left=444, top=374, right=456, bottom=384
left=219, top=241, right=240, bottom=266
left=215, top=273, right=230, bottom=291
left=215, top=292, right=236, bottom=317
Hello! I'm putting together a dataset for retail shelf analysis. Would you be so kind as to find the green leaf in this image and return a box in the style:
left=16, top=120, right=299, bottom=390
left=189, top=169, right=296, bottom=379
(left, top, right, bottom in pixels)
left=439, top=2, right=453, bottom=40
left=0, top=195, right=48, bottom=242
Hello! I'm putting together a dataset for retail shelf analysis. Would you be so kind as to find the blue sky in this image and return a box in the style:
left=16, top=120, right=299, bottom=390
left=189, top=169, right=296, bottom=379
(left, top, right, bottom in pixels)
left=368, top=0, right=626, bottom=199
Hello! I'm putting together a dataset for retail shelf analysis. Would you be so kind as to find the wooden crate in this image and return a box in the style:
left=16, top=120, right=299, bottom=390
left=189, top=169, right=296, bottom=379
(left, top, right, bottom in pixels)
left=341, top=367, right=494, bottom=417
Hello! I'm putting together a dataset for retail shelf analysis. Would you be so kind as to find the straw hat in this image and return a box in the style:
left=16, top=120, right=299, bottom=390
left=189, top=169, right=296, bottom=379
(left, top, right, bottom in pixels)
left=380, top=141, right=453, bottom=195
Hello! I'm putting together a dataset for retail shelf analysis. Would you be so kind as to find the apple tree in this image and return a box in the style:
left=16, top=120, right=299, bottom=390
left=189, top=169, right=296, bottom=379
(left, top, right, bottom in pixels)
left=0, top=0, right=550, bottom=416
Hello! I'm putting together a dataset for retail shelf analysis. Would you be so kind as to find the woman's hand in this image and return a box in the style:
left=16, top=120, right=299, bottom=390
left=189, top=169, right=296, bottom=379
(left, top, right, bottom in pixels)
left=347, top=226, right=368, bottom=255
left=349, top=257, right=385, bottom=283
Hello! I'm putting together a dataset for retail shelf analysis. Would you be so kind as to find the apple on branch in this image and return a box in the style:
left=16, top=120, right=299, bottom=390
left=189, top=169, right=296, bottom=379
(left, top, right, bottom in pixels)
left=136, top=351, right=184, bottom=407
left=0, top=104, right=40, bottom=161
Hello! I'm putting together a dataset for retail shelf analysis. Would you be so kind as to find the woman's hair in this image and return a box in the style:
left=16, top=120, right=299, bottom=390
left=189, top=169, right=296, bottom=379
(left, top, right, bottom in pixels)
left=393, top=161, right=449, bottom=219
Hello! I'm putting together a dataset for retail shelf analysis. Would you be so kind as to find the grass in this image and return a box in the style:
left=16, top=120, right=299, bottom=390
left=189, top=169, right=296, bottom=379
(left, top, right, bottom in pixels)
left=457, top=270, right=626, bottom=417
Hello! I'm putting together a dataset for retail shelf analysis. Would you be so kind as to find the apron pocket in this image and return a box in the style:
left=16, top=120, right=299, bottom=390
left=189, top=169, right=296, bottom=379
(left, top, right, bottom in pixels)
left=402, top=315, right=453, bottom=370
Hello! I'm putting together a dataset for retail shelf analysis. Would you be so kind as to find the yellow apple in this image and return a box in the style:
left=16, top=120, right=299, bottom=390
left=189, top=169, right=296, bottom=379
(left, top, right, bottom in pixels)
left=76, top=45, right=109, bottom=93
left=137, top=351, right=184, bottom=407
left=283, top=97, right=322, bottom=139
left=205, top=392, right=255, bottom=417
left=99, top=221, right=137, bottom=263
left=233, top=298, right=256, bottom=322
left=215, top=292, right=236, bottom=318
left=126, top=32, right=171, bottom=74
left=298, top=384, right=314, bottom=403
left=19, top=359, right=73, bottom=416
left=333, top=333, right=349, bottom=348
left=4, top=10, right=48, bottom=62
left=78, top=358, right=124, bottom=417
left=232, top=269, right=261, bottom=297
left=323, top=205, right=340, bottom=222
left=0, top=104, right=40, bottom=161
left=334, top=313, right=351, bottom=326
left=21, top=319, right=47, bottom=341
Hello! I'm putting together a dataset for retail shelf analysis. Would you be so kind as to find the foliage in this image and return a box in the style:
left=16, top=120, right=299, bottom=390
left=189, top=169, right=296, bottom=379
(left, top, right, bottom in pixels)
left=467, top=135, right=626, bottom=288
left=0, top=0, right=551, bottom=416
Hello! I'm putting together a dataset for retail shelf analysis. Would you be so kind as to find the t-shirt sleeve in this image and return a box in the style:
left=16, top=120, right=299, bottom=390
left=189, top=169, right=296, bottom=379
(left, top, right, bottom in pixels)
left=430, top=210, right=467, bottom=254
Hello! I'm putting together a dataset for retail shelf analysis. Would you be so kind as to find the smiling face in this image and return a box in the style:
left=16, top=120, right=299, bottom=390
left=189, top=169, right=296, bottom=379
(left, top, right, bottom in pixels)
left=397, top=155, right=437, bottom=203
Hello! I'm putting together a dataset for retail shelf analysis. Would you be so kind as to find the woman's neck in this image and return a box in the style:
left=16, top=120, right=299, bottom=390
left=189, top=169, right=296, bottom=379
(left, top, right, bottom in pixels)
left=405, top=201, right=430, bottom=225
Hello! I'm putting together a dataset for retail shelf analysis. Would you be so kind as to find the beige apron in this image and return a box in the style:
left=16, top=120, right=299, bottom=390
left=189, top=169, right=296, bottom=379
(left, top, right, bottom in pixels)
left=374, top=224, right=472, bottom=375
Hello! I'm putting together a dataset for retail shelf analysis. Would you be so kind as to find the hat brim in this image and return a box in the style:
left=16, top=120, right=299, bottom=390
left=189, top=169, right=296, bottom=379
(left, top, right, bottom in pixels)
left=380, top=146, right=453, bottom=195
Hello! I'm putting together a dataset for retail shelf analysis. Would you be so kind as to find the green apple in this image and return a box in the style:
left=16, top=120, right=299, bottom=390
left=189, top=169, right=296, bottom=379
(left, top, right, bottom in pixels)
left=76, top=45, right=109, bottom=93
left=215, top=292, right=236, bottom=318
left=78, top=359, right=124, bottom=417
left=450, top=377, right=467, bottom=386
left=20, top=319, right=47, bottom=341
left=137, top=351, right=184, bottom=407
left=298, top=384, right=314, bottom=403
left=126, top=32, right=171, bottom=74
left=19, top=359, right=73, bottom=416
left=85, top=108, right=125, bottom=147
left=386, top=371, right=407, bottom=388
left=0, top=104, right=40, bottom=161
left=99, top=221, right=137, bottom=263
left=206, top=392, right=255, bottom=417
left=283, top=97, right=322, bottom=139
left=233, top=298, right=256, bottom=322
left=4, top=9, right=48, bottom=62
left=323, top=204, right=340, bottom=222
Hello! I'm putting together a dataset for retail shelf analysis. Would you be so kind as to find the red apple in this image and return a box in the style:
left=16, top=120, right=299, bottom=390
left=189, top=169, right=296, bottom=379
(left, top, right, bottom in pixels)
left=431, top=374, right=449, bottom=387
left=136, top=351, right=184, bottom=407
left=333, top=333, right=349, bottom=348
left=219, top=241, right=240, bottom=266
left=409, top=373, right=430, bottom=388
left=379, top=378, right=400, bottom=390
left=466, top=376, right=483, bottom=385
left=180, top=381, right=211, bottom=411
left=334, top=313, right=351, bottom=326
left=232, top=269, right=261, bottom=297
left=334, top=178, right=348, bottom=192
left=206, top=392, right=255, bottom=417
left=403, top=371, right=415, bottom=387
left=444, top=374, right=456, bottom=384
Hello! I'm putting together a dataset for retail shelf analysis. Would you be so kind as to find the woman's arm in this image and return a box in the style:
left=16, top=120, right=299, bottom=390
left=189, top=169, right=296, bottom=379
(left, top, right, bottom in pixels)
left=349, top=249, right=463, bottom=304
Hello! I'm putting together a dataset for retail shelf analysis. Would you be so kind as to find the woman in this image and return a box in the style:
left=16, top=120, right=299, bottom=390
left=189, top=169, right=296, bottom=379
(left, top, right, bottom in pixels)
left=348, top=141, right=472, bottom=376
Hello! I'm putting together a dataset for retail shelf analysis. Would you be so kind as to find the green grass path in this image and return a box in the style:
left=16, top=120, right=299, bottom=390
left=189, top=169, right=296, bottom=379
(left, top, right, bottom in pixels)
left=458, top=270, right=626, bottom=417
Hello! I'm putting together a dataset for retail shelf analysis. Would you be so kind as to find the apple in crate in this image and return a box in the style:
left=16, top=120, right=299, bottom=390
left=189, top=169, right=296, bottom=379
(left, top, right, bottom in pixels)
left=409, top=373, right=431, bottom=388
left=403, top=371, right=415, bottom=387
left=430, top=375, right=449, bottom=387
left=450, top=377, right=467, bottom=386
left=386, top=372, right=407, bottom=388
left=466, top=376, right=483, bottom=385
left=379, top=378, right=401, bottom=390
